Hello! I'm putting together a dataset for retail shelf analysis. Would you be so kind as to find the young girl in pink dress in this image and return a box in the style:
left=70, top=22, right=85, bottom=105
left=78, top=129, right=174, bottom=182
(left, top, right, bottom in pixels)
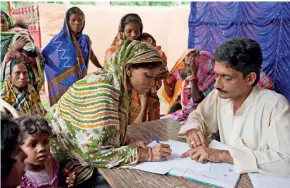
left=16, top=116, right=75, bottom=188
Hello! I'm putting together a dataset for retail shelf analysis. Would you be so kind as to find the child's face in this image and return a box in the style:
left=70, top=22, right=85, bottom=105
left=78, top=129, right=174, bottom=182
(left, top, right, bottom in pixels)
left=141, top=38, right=150, bottom=44
left=141, top=37, right=154, bottom=46
left=21, top=134, right=50, bottom=166
left=1, top=13, right=9, bottom=32
left=1, top=147, right=27, bottom=188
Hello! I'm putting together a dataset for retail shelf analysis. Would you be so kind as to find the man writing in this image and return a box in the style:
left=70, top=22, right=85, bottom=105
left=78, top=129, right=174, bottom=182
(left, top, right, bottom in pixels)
left=179, top=38, right=290, bottom=177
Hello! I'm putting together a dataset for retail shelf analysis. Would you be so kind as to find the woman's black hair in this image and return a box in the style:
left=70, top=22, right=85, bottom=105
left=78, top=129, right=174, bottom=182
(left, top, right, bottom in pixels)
left=9, top=58, right=28, bottom=75
left=15, top=116, right=52, bottom=144
left=120, top=13, right=143, bottom=33
left=66, top=6, right=85, bottom=33
left=1, top=112, right=20, bottom=179
left=214, top=38, right=262, bottom=86
left=128, top=61, right=163, bottom=70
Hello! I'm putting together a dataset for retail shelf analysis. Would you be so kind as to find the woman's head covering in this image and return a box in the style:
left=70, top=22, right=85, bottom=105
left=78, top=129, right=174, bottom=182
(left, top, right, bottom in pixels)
left=0, top=59, right=28, bottom=91
left=172, top=50, right=215, bottom=96
left=105, top=40, right=164, bottom=136
left=45, top=40, right=164, bottom=163
left=119, top=13, right=143, bottom=33
left=65, top=6, right=86, bottom=35
left=169, top=49, right=198, bottom=76
left=42, top=6, right=90, bottom=106
left=105, top=40, right=163, bottom=91
left=1, top=59, right=46, bottom=116
left=162, top=49, right=199, bottom=105
left=111, top=13, right=143, bottom=47
left=0, top=11, right=13, bottom=66
left=195, top=51, right=215, bottom=96
left=6, top=58, right=28, bottom=77
left=1, top=10, right=12, bottom=30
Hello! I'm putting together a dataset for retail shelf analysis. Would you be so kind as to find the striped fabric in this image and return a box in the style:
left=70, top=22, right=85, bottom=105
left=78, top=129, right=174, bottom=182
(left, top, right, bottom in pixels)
left=46, top=40, right=164, bottom=184
left=47, top=71, right=138, bottom=168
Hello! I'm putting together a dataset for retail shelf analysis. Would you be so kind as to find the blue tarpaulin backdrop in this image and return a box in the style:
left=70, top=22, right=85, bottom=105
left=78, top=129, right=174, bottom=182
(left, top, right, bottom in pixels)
left=188, top=2, right=290, bottom=102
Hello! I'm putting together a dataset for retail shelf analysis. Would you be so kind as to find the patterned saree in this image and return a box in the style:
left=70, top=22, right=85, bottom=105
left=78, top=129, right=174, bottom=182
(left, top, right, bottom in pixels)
left=46, top=40, right=163, bottom=184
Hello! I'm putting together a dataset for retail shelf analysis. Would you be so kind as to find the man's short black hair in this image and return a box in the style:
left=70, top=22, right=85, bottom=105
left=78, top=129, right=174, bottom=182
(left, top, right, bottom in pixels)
left=1, top=112, right=20, bottom=179
left=214, top=38, right=262, bottom=86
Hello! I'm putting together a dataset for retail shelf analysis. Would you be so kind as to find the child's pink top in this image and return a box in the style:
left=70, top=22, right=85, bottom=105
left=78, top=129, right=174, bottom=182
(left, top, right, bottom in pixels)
left=21, top=156, right=59, bottom=188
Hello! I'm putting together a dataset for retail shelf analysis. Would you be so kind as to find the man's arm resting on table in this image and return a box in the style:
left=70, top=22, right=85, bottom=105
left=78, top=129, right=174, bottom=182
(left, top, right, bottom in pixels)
left=219, top=150, right=234, bottom=164
left=181, top=146, right=233, bottom=164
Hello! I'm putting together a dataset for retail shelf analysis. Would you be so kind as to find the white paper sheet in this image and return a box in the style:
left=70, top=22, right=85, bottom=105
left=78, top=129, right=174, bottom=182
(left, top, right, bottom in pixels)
left=249, top=173, right=290, bottom=188
left=169, top=140, right=240, bottom=188
left=131, top=139, right=211, bottom=174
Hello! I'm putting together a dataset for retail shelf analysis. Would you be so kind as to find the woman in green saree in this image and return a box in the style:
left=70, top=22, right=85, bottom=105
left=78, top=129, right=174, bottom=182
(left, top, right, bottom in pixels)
left=46, top=40, right=171, bottom=185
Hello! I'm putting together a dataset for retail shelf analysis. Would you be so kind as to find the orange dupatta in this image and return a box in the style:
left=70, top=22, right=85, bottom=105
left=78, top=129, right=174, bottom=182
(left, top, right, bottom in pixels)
left=162, top=48, right=197, bottom=113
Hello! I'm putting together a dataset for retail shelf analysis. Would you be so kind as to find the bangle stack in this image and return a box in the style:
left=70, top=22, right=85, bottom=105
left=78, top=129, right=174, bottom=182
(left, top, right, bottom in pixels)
left=148, top=148, right=152, bottom=162
left=138, top=147, right=153, bottom=162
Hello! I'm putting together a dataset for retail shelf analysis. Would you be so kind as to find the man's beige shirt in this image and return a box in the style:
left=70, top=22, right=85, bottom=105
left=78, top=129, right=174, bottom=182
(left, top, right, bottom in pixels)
left=179, top=86, right=290, bottom=177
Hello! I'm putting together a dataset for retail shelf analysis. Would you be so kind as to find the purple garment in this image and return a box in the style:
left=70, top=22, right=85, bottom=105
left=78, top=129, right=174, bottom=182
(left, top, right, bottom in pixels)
left=21, top=156, right=59, bottom=188
left=42, top=12, right=90, bottom=106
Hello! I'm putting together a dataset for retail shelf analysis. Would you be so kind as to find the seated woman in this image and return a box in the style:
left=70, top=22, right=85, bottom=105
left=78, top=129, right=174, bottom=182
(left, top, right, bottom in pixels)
left=45, top=40, right=171, bottom=185
left=162, top=49, right=199, bottom=114
left=1, top=58, right=46, bottom=116
left=164, top=51, right=215, bottom=122
left=42, top=7, right=102, bottom=106
left=162, top=49, right=274, bottom=115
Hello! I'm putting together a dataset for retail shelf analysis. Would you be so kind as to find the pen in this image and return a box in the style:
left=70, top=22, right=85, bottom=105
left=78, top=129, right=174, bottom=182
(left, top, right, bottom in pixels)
left=151, top=135, right=160, bottom=143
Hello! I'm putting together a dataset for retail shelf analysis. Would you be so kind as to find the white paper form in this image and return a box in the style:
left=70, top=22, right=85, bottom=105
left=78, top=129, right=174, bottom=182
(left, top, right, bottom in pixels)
left=249, top=173, right=290, bottom=188
left=131, top=139, right=211, bottom=174
left=169, top=140, right=241, bottom=188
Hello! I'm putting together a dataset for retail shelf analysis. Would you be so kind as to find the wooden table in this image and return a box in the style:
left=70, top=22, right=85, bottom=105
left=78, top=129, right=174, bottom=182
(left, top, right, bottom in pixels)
left=98, top=119, right=253, bottom=188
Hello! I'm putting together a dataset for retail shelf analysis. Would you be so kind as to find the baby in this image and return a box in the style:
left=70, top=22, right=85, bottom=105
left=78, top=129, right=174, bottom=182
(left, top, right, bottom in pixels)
left=8, top=19, right=41, bottom=87
left=16, top=116, right=75, bottom=188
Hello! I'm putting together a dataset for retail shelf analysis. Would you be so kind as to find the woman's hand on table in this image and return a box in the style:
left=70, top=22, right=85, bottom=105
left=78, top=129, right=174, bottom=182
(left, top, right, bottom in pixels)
left=149, top=143, right=172, bottom=162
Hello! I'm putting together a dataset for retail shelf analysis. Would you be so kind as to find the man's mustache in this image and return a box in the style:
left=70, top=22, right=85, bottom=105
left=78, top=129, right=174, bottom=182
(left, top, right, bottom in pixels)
left=216, top=88, right=228, bottom=93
